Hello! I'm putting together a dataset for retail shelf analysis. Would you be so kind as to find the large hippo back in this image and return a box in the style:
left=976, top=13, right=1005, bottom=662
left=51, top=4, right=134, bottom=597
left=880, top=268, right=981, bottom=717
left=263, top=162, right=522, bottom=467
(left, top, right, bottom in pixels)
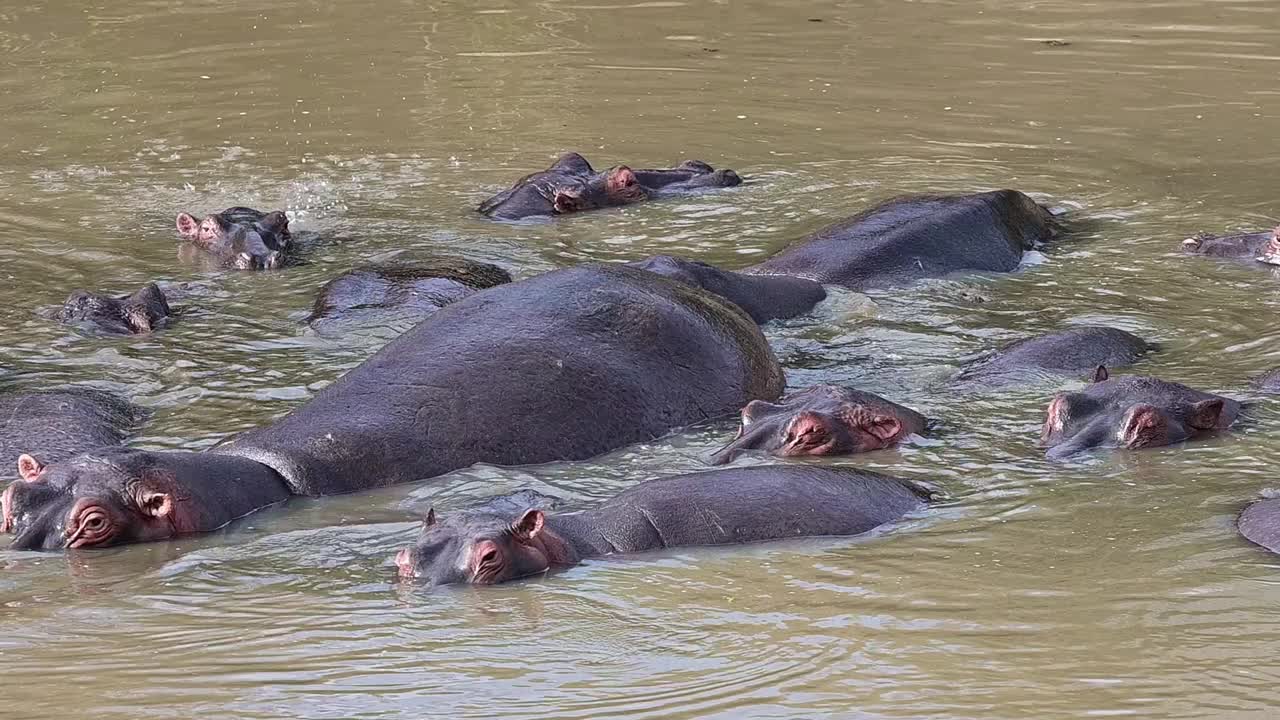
left=745, top=189, right=1055, bottom=290
left=219, top=264, right=784, bottom=496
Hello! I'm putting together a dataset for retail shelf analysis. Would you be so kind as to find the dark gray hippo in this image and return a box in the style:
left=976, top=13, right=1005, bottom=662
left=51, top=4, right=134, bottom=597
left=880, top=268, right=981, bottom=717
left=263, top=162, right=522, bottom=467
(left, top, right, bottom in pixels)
left=957, top=326, right=1152, bottom=387
left=1, top=388, right=142, bottom=481
left=479, top=152, right=741, bottom=221
left=59, top=283, right=172, bottom=335
left=306, top=259, right=512, bottom=335
left=175, top=206, right=291, bottom=270
left=743, top=190, right=1056, bottom=291
left=1238, top=496, right=1280, bottom=555
left=710, top=385, right=927, bottom=465
left=394, top=465, right=932, bottom=586
left=2, top=265, right=783, bottom=550
left=1250, top=367, right=1280, bottom=394
left=1181, top=226, right=1278, bottom=262
left=1040, top=372, right=1240, bottom=459
left=626, top=255, right=826, bottom=324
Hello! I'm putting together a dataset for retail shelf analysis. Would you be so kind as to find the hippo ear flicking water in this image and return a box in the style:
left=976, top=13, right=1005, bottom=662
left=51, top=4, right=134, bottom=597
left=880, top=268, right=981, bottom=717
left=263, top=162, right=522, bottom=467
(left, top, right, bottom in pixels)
left=710, top=385, right=927, bottom=465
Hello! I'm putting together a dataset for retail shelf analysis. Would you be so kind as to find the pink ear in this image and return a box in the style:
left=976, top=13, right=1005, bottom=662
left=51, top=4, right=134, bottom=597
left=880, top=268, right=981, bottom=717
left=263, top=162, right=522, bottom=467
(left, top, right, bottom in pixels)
left=1041, top=394, right=1072, bottom=443
left=863, top=415, right=904, bottom=444
left=175, top=213, right=200, bottom=239
left=1120, top=404, right=1166, bottom=447
left=606, top=166, right=638, bottom=192
left=17, top=454, right=45, bottom=482
left=512, top=509, right=545, bottom=540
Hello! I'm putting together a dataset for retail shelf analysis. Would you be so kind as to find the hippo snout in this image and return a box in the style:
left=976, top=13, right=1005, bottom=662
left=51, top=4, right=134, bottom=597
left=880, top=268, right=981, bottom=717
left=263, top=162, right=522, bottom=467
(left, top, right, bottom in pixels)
left=394, top=547, right=416, bottom=578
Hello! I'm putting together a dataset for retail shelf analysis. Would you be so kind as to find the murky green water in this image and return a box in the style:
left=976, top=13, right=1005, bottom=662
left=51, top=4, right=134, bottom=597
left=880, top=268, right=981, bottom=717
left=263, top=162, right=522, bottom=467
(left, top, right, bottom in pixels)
left=3, top=1, right=1280, bottom=718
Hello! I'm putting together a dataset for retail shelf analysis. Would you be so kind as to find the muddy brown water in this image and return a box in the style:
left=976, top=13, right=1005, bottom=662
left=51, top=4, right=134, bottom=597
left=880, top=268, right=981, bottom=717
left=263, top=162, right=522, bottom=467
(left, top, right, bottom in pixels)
left=2, top=1, right=1280, bottom=718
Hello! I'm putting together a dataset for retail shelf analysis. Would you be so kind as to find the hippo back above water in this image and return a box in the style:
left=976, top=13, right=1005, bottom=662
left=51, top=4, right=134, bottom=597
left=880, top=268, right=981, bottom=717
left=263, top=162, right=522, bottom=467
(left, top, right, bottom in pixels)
left=744, top=190, right=1056, bottom=291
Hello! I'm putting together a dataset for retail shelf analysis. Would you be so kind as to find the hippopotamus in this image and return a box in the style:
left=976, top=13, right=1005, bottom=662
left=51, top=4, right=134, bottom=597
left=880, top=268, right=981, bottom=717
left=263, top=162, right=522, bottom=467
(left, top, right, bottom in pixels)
left=743, top=190, right=1056, bottom=291
left=1238, top=496, right=1280, bottom=555
left=58, top=283, right=172, bottom=335
left=394, top=465, right=932, bottom=586
left=175, top=206, right=291, bottom=270
left=2, top=265, right=783, bottom=550
left=1, top=388, right=141, bottom=480
left=1252, top=367, right=1280, bottom=393
left=709, top=385, right=927, bottom=465
left=1040, top=372, right=1240, bottom=459
left=957, top=326, right=1152, bottom=387
left=626, top=255, right=826, bottom=324
left=478, top=152, right=742, bottom=220
left=305, top=259, right=512, bottom=335
left=1181, top=226, right=1278, bottom=262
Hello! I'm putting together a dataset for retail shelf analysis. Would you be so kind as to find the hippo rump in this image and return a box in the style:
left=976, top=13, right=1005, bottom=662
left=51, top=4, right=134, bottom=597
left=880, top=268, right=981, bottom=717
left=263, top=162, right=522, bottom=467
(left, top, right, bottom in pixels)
left=957, top=326, right=1152, bottom=387
left=478, top=152, right=741, bottom=220
left=743, top=190, right=1056, bottom=291
left=1, top=388, right=141, bottom=480
left=395, top=465, right=932, bottom=586
left=710, top=385, right=927, bottom=465
left=175, top=206, right=291, bottom=270
left=2, top=265, right=784, bottom=550
left=1181, top=226, right=1278, bottom=262
left=305, top=259, right=512, bottom=335
left=1040, top=372, right=1240, bottom=459
left=59, top=283, right=172, bottom=335
left=1238, top=496, right=1280, bottom=555
left=626, top=255, right=826, bottom=324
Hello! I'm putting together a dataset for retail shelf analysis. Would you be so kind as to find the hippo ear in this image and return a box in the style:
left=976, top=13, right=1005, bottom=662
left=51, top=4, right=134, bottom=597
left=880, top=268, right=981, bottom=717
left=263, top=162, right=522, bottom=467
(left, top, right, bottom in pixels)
left=862, top=414, right=904, bottom=443
left=138, top=489, right=175, bottom=519
left=511, top=509, right=545, bottom=541
left=1187, top=398, right=1226, bottom=431
left=1120, top=404, right=1166, bottom=447
left=176, top=212, right=200, bottom=239
left=16, top=454, right=45, bottom=482
left=423, top=507, right=437, bottom=527
left=1181, top=236, right=1203, bottom=252
left=552, top=189, right=584, bottom=214
left=605, top=166, right=639, bottom=193
left=1092, top=365, right=1109, bottom=383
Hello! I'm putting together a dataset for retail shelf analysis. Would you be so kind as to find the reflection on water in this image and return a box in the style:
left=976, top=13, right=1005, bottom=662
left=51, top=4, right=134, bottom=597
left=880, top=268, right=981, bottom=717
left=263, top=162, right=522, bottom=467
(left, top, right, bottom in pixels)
left=3, top=0, right=1280, bottom=718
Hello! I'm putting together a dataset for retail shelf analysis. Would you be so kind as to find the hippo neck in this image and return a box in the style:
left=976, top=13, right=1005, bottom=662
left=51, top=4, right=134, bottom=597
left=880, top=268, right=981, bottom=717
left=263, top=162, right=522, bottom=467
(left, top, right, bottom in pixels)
left=542, top=512, right=619, bottom=562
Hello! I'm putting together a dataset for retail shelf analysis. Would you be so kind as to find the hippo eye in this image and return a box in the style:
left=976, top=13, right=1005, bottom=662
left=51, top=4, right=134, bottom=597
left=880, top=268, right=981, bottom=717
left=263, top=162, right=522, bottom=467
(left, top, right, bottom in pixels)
left=83, top=514, right=106, bottom=532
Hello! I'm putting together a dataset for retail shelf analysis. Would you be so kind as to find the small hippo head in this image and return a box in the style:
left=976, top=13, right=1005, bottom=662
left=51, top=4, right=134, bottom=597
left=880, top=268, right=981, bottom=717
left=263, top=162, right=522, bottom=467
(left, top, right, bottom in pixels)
left=478, top=153, right=649, bottom=220
left=1040, top=368, right=1240, bottom=459
left=395, top=508, right=553, bottom=586
left=59, top=283, right=171, bottom=335
left=175, top=207, right=290, bottom=270
left=710, top=385, right=927, bottom=465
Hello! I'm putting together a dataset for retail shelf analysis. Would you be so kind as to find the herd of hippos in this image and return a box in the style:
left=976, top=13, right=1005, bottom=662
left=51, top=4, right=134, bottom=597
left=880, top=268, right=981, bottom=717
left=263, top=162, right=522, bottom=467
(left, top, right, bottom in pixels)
left=4, top=151, right=1280, bottom=586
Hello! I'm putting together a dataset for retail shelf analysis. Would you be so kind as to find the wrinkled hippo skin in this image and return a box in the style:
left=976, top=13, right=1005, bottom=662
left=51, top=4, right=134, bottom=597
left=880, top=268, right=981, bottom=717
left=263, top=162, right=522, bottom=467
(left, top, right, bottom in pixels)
left=395, top=465, right=931, bottom=585
left=1, top=388, right=141, bottom=480
left=1238, top=496, right=1280, bottom=555
left=744, top=190, right=1056, bottom=291
left=306, top=259, right=512, bottom=334
left=957, top=326, right=1151, bottom=386
left=175, top=206, right=291, bottom=270
left=1181, top=227, right=1278, bottom=261
left=478, top=152, right=741, bottom=220
left=3, top=265, right=783, bottom=550
left=1040, top=373, right=1240, bottom=459
left=710, top=385, right=927, bottom=465
left=59, top=283, right=172, bottom=335
left=627, top=255, right=826, bottom=324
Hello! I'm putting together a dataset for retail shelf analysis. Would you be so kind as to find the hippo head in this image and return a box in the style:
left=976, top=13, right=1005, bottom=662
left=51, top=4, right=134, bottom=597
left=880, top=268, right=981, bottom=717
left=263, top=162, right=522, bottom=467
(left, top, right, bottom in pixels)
left=478, top=153, right=649, bottom=220
left=710, top=385, right=927, bottom=465
left=59, top=283, right=171, bottom=335
left=1040, top=367, right=1239, bottom=459
left=175, top=207, right=290, bottom=270
left=395, top=508, right=553, bottom=586
left=1255, top=227, right=1280, bottom=266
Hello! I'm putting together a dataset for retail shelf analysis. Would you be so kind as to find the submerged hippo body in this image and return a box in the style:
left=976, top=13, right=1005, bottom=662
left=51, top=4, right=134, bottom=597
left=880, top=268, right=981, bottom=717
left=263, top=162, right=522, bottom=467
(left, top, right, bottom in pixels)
left=711, top=385, right=927, bottom=464
left=175, top=206, right=291, bottom=270
left=59, top=283, right=171, bottom=335
left=1, top=388, right=141, bottom=480
left=744, top=190, right=1056, bottom=291
left=1252, top=367, right=1280, bottom=394
left=2, top=265, right=783, bottom=550
left=1181, top=227, right=1278, bottom=262
left=1238, top=497, right=1280, bottom=555
left=1040, top=373, right=1240, bottom=459
left=306, top=259, right=512, bottom=335
left=478, top=152, right=741, bottom=220
left=396, top=465, right=932, bottom=586
left=958, top=326, right=1151, bottom=387
left=627, top=255, right=826, bottom=324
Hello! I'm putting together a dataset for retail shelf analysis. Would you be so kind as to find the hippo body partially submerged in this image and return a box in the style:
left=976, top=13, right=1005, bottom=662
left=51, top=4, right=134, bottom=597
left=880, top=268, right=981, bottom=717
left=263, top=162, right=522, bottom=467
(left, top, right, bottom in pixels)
left=1181, top=227, right=1278, bottom=262
left=627, top=255, right=826, bottom=324
left=0, top=388, right=141, bottom=480
left=396, top=465, right=932, bottom=586
left=744, top=190, right=1056, bottom=291
left=3, top=265, right=783, bottom=550
left=59, top=283, right=172, bottom=335
left=958, top=326, right=1152, bottom=387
